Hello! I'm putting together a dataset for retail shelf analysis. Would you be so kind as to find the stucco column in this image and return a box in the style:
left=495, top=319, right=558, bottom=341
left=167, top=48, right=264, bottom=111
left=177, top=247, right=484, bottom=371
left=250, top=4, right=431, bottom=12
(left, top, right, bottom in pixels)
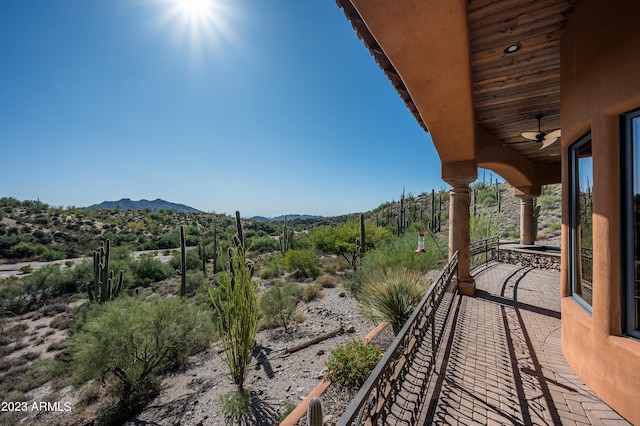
left=447, top=177, right=475, bottom=295
left=517, top=195, right=535, bottom=245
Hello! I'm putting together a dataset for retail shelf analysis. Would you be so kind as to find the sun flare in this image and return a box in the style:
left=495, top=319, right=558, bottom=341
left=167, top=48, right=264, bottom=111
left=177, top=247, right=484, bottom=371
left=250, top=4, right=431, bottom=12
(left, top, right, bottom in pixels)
left=178, top=0, right=210, bottom=17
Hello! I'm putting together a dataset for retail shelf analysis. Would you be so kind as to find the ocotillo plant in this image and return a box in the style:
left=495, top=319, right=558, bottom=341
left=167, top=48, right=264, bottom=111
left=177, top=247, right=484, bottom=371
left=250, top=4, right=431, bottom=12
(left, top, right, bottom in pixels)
left=87, top=239, right=123, bottom=303
left=210, top=210, right=258, bottom=391
left=180, top=225, right=187, bottom=297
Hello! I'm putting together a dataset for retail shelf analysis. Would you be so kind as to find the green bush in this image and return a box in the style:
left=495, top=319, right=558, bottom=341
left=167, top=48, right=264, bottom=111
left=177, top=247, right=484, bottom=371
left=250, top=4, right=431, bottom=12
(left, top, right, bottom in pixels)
left=249, top=236, right=279, bottom=253
left=131, top=256, right=172, bottom=286
left=359, top=267, right=430, bottom=334
left=259, top=283, right=300, bottom=332
left=346, top=226, right=445, bottom=297
left=282, top=249, right=320, bottom=278
left=40, top=249, right=66, bottom=261
left=169, top=248, right=201, bottom=271
left=70, top=297, right=214, bottom=424
left=325, top=340, right=383, bottom=388
left=259, top=263, right=281, bottom=280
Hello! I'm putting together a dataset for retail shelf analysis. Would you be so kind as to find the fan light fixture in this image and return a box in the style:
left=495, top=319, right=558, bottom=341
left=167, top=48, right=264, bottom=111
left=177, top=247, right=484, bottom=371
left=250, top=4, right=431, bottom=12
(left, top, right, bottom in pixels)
left=521, top=114, right=561, bottom=150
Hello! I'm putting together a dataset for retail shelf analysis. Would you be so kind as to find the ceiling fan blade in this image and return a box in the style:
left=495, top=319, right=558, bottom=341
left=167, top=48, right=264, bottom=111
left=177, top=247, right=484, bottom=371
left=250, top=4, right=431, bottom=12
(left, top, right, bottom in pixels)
left=539, top=137, right=558, bottom=150
left=546, top=129, right=561, bottom=139
left=521, top=131, right=540, bottom=141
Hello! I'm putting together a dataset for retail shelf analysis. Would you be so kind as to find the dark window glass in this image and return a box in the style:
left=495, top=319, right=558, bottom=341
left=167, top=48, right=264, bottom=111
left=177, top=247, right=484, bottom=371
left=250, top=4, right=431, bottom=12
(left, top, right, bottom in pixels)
left=622, top=109, right=640, bottom=338
left=570, top=135, right=593, bottom=309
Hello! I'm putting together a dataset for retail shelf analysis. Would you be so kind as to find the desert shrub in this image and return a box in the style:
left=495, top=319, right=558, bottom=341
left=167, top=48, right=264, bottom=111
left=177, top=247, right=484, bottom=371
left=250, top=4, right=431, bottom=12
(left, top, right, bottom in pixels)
left=50, top=313, right=72, bottom=330
left=316, top=273, right=338, bottom=288
left=70, top=297, right=214, bottom=423
left=360, top=225, right=446, bottom=274
left=14, top=359, right=61, bottom=393
left=40, top=248, right=66, bottom=261
left=40, top=303, right=67, bottom=316
left=23, top=263, right=78, bottom=300
left=249, top=235, right=279, bottom=253
left=260, top=283, right=300, bottom=332
left=301, top=283, right=323, bottom=303
left=281, top=249, right=320, bottom=278
left=310, top=221, right=393, bottom=270
left=259, top=263, right=281, bottom=280
left=359, top=267, right=430, bottom=334
left=290, top=233, right=311, bottom=250
left=169, top=247, right=202, bottom=271
left=325, top=340, right=383, bottom=388
left=19, top=264, right=33, bottom=274
left=186, top=271, right=209, bottom=293
left=131, top=255, right=172, bottom=286
left=21, top=351, right=39, bottom=361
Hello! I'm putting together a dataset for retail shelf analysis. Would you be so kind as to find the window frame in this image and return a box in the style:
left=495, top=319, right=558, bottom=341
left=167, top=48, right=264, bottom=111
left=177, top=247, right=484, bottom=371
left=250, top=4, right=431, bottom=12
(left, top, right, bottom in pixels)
left=620, top=108, right=640, bottom=339
left=568, top=132, right=593, bottom=314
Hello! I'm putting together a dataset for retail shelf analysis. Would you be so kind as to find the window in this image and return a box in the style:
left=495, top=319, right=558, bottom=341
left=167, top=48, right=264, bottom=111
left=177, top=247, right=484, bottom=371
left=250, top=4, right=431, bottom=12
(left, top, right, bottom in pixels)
left=569, top=133, right=593, bottom=311
left=621, top=108, right=640, bottom=338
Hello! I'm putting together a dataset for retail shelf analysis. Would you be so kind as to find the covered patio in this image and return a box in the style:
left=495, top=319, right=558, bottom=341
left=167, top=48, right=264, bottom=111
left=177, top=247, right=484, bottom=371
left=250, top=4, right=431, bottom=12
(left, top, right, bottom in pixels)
left=334, top=0, right=640, bottom=423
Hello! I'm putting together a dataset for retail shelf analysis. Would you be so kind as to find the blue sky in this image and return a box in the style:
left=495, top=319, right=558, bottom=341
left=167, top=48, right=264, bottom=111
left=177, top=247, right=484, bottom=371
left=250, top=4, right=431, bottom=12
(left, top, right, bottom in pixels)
left=0, top=0, right=482, bottom=217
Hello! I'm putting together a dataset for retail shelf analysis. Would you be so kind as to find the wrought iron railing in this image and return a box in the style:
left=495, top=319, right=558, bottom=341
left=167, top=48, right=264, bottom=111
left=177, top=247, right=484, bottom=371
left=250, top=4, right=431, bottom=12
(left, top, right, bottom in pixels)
left=581, top=247, right=593, bottom=284
left=470, top=236, right=499, bottom=268
left=337, top=251, right=459, bottom=425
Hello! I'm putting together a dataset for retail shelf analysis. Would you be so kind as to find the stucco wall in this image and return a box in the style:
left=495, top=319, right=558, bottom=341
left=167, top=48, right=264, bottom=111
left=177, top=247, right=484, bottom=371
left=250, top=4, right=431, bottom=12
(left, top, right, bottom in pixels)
left=560, top=0, right=640, bottom=423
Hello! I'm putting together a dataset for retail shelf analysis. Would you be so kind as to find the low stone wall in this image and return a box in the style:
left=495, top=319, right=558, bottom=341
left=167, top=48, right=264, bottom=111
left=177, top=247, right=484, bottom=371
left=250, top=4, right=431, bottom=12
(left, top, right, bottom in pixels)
left=496, top=247, right=561, bottom=270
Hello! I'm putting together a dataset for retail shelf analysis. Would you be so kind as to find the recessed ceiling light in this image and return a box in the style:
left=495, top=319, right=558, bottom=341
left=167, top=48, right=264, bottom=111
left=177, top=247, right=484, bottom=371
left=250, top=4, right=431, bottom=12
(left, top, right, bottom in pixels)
left=504, top=44, right=521, bottom=54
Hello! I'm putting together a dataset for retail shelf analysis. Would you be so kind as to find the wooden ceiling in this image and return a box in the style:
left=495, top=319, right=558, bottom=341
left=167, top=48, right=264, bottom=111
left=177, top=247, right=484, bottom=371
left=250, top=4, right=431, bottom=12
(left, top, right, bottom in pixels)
left=469, top=0, right=578, bottom=164
left=337, top=0, right=580, bottom=166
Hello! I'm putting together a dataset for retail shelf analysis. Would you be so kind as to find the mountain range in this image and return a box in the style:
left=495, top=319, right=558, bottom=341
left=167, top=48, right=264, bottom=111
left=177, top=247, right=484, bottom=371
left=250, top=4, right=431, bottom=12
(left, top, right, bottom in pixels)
left=84, top=198, right=200, bottom=213
left=250, top=214, right=323, bottom=222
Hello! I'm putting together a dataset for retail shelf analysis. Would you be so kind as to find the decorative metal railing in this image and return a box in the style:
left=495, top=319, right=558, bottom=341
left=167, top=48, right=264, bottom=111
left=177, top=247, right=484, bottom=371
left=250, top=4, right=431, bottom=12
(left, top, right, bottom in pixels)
left=337, top=251, right=459, bottom=425
left=581, top=247, right=593, bottom=284
left=470, top=236, right=499, bottom=268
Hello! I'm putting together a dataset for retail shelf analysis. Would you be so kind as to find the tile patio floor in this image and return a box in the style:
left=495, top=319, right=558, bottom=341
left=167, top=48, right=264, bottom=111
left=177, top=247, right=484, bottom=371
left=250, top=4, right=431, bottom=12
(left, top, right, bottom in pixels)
left=418, top=262, right=630, bottom=426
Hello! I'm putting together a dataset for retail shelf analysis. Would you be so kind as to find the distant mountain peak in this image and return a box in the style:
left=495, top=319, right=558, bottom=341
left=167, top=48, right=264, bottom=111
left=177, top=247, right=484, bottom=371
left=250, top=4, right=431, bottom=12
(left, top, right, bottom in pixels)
left=249, top=214, right=323, bottom=222
left=84, top=198, right=199, bottom=213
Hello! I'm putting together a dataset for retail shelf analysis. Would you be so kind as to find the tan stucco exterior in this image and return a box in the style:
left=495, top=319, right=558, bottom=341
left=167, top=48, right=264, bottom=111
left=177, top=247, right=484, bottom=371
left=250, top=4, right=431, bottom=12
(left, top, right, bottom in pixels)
left=340, top=0, right=640, bottom=421
left=560, top=1, right=640, bottom=422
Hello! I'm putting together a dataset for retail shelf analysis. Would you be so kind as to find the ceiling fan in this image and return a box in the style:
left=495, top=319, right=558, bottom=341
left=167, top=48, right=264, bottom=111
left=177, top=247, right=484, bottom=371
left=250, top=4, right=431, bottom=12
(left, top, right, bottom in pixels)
left=521, top=114, right=561, bottom=149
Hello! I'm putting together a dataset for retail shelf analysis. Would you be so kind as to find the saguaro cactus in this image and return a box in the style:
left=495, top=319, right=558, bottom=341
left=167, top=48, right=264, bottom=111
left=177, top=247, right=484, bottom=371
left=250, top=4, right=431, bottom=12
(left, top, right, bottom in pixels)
left=359, top=213, right=366, bottom=256
left=180, top=225, right=187, bottom=297
left=533, top=199, right=541, bottom=243
left=87, top=239, right=123, bottom=303
left=279, top=215, right=293, bottom=255
left=307, top=396, right=323, bottom=426
left=212, top=223, right=219, bottom=274
left=198, top=242, right=207, bottom=277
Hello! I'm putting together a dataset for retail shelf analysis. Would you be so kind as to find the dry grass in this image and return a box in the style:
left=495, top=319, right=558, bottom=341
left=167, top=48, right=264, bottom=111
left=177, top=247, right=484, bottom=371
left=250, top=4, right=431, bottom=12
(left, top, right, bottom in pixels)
left=301, top=283, right=324, bottom=303
left=316, top=273, right=338, bottom=288
left=49, top=314, right=72, bottom=330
